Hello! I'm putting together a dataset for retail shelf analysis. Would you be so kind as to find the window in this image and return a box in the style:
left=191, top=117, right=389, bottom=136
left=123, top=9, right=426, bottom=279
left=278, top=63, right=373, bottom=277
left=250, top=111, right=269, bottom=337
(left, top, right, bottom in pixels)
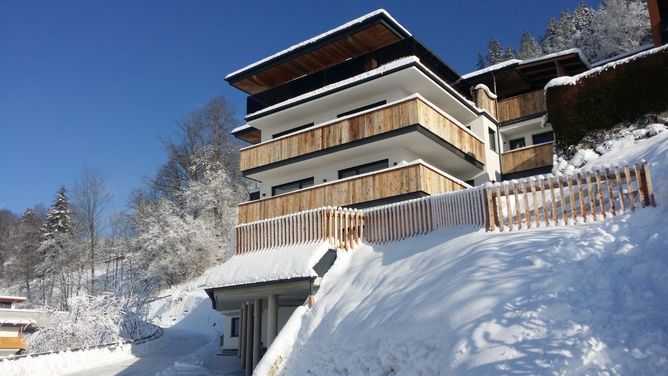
left=336, top=100, right=387, bottom=118
left=532, top=131, right=555, bottom=145
left=338, top=159, right=389, bottom=179
left=509, top=137, right=526, bottom=150
left=249, top=191, right=260, bottom=201
left=488, top=128, right=497, bottom=152
left=273, top=122, right=314, bottom=139
left=0, top=301, right=11, bottom=309
left=231, top=317, right=240, bottom=337
left=272, top=177, right=314, bottom=196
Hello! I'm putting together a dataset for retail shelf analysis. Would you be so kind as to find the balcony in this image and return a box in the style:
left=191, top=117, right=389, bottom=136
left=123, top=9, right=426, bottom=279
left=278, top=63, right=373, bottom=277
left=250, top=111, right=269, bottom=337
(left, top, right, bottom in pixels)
left=501, top=142, right=554, bottom=176
left=497, top=90, right=547, bottom=123
left=237, top=161, right=468, bottom=223
left=239, top=95, right=485, bottom=175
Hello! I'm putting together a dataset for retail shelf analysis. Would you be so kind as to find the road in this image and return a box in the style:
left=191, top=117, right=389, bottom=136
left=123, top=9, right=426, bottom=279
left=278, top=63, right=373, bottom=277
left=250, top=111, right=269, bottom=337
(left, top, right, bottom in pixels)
left=65, top=328, right=243, bottom=376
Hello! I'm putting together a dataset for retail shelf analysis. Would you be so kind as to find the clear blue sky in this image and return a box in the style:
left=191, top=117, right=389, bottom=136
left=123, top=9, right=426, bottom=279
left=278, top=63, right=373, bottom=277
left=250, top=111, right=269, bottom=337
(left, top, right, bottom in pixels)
left=0, top=0, right=597, bottom=215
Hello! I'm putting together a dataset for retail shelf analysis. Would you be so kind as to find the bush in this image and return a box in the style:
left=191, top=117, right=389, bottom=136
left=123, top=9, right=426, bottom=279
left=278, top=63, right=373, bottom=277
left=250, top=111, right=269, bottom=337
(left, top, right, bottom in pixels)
left=546, top=47, right=668, bottom=148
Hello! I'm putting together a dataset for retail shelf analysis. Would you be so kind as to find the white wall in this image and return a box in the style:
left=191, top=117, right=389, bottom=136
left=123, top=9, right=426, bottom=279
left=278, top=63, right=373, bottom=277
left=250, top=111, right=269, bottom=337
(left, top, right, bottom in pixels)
left=467, top=116, right=501, bottom=183
left=221, top=312, right=239, bottom=350
left=0, top=327, right=20, bottom=337
left=499, top=117, right=554, bottom=152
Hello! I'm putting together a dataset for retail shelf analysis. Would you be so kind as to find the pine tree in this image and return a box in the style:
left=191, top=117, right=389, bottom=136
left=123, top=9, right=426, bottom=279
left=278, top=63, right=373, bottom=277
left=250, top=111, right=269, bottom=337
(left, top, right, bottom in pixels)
left=518, top=30, right=543, bottom=59
left=486, top=38, right=505, bottom=65
left=502, top=47, right=517, bottom=61
left=592, top=0, right=652, bottom=61
left=542, top=18, right=560, bottom=53
left=42, top=187, right=74, bottom=241
left=476, top=53, right=486, bottom=69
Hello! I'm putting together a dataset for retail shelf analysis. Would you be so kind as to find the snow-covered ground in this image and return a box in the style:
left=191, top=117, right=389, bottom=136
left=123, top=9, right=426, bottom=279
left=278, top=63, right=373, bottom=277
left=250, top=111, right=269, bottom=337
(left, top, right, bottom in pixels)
left=265, top=126, right=668, bottom=375
left=0, top=273, right=238, bottom=376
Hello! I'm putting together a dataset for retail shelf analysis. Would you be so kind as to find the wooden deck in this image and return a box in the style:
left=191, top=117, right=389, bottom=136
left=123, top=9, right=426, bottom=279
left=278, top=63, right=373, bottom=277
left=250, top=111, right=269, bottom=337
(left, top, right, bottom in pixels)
left=237, top=162, right=467, bottom=223
left=239, top=96, right=485, bottom=172
left=497, top=90, right=546, bottom=123
left=0, top=337, right=26, bottom=350
left=501, top=142, right=554, bottom=175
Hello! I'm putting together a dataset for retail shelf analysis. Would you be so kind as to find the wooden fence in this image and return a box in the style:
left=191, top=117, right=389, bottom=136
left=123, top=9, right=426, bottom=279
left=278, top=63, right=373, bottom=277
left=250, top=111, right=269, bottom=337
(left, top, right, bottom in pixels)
left=235, top=207, right=363, bottom=254
left=485, top=161, right=656, bottom=231
left=0, top=337, right=26, bottom=350
left=364, top=187, right=487, bottom=244
left=233, top=161, right=656, bottom=253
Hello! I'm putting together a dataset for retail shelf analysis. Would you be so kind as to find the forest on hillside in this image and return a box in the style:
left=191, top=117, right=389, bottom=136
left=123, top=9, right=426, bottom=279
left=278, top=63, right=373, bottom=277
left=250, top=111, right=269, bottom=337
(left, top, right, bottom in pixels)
left=477, top=0, right=653, bottom=68
left=0, top=97, right=249, bottom=351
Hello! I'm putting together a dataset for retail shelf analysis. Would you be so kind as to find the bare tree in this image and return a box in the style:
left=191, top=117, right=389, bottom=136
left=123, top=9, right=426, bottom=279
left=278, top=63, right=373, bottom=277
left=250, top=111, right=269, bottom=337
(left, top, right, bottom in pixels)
left=73, top=167, right=112, bottom=293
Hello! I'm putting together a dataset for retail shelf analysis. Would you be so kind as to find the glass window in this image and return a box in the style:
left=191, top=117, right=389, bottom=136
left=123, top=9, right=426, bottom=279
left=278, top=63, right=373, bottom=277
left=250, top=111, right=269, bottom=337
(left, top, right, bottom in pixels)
left=488, top=128, right=497, bottom=152
left=532, top=131, right=555, bottom=145
left=509, top=137, right=526, bottom=150
left=338, top=159, right=389, bottom=179
left=272, top=177, right=314, bottom=196
left=273, top=123, right=314, bottom=138
left=337, top=100, right=387, bottom=118
left=231, top=317, right=239, bottom=337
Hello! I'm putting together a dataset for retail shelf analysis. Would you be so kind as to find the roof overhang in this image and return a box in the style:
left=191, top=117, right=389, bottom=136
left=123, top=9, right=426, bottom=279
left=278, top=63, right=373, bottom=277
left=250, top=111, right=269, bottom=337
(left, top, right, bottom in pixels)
left=226, top=10, right=412, bottom=95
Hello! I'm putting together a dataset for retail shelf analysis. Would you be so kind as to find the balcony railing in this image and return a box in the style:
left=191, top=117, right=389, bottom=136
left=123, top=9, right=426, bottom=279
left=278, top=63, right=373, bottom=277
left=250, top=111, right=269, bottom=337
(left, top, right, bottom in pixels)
left=237, top=161, right=468, bottom=224
left=501, top=142, right=554, bottom=175
left=0, top=336, right=26, bottom=350
left=497, top=90, right=547, bottom=123
left=240, top=95, right=485, bottom=173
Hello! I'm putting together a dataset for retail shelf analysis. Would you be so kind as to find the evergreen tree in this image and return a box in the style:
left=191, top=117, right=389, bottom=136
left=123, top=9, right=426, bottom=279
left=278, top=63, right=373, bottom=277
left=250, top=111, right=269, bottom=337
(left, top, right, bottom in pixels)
left=486, top=38, right=505, bottom=65
left=592, top=0, right=652, bottom=61
left=502, top=47, right=517, bottom=61
left=475, top=53, right=486, bottom=69
left=518, top=30, right=543, bottom=59
left=42, top=187, right=74, bottom=241
left=541, top=18, right=560, bottom=53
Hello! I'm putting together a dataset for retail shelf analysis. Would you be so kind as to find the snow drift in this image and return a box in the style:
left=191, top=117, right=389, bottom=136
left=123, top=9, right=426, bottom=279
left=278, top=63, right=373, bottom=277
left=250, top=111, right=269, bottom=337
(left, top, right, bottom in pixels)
left=269, top=128, right=668, bottom=375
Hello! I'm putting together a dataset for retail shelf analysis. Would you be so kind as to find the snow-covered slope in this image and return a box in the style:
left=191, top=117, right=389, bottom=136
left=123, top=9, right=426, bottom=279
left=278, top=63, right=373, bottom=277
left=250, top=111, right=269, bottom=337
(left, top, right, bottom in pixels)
left=271, top=126, right=668, bottom=375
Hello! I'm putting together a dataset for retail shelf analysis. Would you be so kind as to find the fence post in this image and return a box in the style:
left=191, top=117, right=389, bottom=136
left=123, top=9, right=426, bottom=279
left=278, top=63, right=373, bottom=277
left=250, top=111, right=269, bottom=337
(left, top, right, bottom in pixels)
left=484, top=186, right=496, bottom=231
left=641, top=162, right=656, bottom=207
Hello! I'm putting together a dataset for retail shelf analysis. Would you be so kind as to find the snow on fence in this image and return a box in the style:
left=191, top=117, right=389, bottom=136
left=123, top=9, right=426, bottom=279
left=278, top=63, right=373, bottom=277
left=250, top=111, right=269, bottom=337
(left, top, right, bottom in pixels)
left=485, top=161, right=656, bottom=231
left=364, top=187, right=487, bottom=244
left=235, top=207, right=364, bottom=254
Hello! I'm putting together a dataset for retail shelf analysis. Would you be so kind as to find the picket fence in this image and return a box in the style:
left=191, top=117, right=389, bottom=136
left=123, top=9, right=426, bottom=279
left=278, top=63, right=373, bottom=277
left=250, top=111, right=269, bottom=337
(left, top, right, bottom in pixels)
left=235, top=207, right=363, bottom=254
left=234, top=161, right=655, bottom=253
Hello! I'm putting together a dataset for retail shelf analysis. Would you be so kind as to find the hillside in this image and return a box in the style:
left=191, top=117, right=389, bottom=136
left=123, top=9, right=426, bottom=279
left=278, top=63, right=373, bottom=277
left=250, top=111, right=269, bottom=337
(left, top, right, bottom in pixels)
left=266, top=123, right=668, bottom=375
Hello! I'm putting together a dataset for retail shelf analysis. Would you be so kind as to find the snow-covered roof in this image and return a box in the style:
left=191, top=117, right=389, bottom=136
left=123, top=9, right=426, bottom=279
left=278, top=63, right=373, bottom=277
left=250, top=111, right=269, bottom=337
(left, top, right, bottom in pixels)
left=0, top=317, right=36, bottom=326
left=225, top=9, right=411, bottom=80
left=231, top=123, right=252, bottom=134
left=545, top=44, right=668, bottom=90
left=461, top=48, right=590, bottom=80
left=204, top=241, right=333, bottom=289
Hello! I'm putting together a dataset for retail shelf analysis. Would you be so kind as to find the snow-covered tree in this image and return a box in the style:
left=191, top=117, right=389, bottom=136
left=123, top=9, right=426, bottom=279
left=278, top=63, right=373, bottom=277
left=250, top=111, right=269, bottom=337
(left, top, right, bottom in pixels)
left=475, top=53, right=486, bottom=69
left=16, top=209, right=41, bottom=298
left=518, top=30, right=543, bottom=59
left=486, top=38, right=505, bottom=65
left=592, top=0, right=652, bottom=60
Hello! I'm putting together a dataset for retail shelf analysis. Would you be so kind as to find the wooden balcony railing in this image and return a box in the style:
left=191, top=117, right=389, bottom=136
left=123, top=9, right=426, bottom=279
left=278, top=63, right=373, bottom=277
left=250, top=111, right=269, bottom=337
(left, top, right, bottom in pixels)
left=238, top=161, right=468, bottom=223
left=0, top=336, right=26, bottom=349
left=239, top=95, right=485, bottom=172
left=497, top=90, right=546, bottom=123
left=501, top=142, right=554, bottom=175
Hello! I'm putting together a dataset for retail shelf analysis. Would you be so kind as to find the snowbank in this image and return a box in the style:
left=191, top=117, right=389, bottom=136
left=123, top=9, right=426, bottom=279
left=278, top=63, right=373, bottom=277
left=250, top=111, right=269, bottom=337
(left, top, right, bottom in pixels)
left=274, top=130, right=668, bottom=374
left=205, top=241, right=332, bottom=289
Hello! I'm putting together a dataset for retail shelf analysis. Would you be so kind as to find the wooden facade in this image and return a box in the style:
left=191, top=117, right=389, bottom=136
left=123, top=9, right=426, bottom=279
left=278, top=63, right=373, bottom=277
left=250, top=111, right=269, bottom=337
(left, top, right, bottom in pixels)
left=473, top=86, right=497, bottom=118
left=237, top=162, right=467, bottom=223
left=496, top=90, right=546, bottom=123
left=0, top=336, right=26, bottom=350
left=501, top=142, right=554, bottom=174
left=239, top=97, right=485, bottom=172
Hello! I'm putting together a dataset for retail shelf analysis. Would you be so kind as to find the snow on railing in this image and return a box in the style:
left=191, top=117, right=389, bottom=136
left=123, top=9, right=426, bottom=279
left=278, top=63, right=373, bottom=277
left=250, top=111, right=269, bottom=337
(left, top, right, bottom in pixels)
left=484, top=161, right=656, bottom=231
left=235, top=207, right=364, bottom=254
left=364, top=187, right=487, bottom=244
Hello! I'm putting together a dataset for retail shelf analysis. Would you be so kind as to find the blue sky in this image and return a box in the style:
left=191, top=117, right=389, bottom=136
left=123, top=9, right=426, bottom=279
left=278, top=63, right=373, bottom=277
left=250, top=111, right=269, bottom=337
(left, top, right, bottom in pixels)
left=0, top=0, right=597, bottom=214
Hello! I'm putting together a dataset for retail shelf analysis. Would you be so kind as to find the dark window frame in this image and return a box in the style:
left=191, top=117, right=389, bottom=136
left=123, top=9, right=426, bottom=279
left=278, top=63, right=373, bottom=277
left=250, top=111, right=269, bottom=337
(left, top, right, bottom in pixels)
left=532, top=131, right=555, bottom=145
left=271, top=177, right=315, bottom=196
left=336, top=100, right=387, bottom=118
left=338, top=159, right=389, bottom=179
left=273, top=122, right=314, bottom=139
left=231, top=317, right=240, bottom=337
left=509, top=137, right=526, bottom=150
left=488, top=128, right=497, bottom=152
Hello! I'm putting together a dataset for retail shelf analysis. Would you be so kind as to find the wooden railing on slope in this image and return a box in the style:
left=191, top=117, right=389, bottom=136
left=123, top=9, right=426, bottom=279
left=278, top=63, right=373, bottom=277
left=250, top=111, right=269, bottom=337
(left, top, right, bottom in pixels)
left=485, top=161, right=656, bottom=231
left=0, top=337, right=26, bottom=350
left=235, top=207, right=363, bottom=254
left=497, top=90, right=546, bottom=123
left=364, top=187, right=487, bottom=244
